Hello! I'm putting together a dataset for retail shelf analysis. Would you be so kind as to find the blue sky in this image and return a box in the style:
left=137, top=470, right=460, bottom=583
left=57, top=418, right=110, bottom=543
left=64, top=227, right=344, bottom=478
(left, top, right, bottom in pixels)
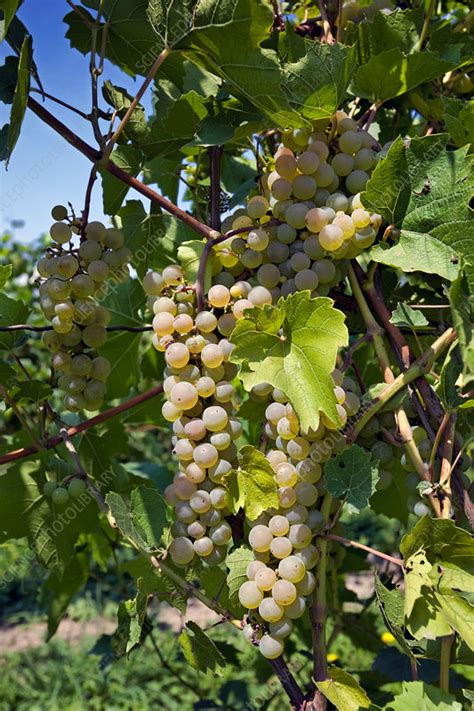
left=0, top=0, right=151, bottom=243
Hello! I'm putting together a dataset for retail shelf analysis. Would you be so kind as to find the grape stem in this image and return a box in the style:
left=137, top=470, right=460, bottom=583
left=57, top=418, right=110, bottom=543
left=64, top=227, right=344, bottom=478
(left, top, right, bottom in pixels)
left=209, top=145, right=223, bottom=232
left=438, top=413, right=457, bottom=518
left=102, top=46, right=172, bottom=160
left=26, top=97, right=216, bottom=241
left=317, top=0, right=335, bottom=43
left=0, top=384, right=164, bottom=466
left=323, top=534, right=404, bottom=567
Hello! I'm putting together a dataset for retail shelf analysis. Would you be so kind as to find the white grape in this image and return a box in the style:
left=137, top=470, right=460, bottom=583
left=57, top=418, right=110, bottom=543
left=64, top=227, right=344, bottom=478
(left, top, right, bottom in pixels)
left=238, top=580, right=263, bottom=609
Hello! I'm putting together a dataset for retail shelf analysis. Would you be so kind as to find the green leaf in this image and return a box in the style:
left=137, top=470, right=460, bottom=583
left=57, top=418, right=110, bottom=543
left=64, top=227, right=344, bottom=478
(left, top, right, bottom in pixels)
left=325, top=445, right=379, bottom=513
left=4, top=33, right=31, bottom=165
left=41, top=553, right=89, bottom=640
left=0, top=263, right=12, bottom=287
left=441, top=97, right=474, bottom=148
left=224, top=445, right=279, bottom=521
left=130, top=486, right=166, bottom=549
left=438, top=343, right=464, bottom=410
left=106, top=491, right=149, bottom=551
left=11, top=380, right=52, bottom=403
left=226, top=546, right=254, bottom=609
left=0, top=294, right=29, bottom=349
left=99, top=280, right=146, bottom=399
left=178, top=621, right=225, bottom=675
left=433, top=586, right=474, bottom=650
left=370, top=465, right=411, bottom=525
left=352, top=47, right=456, bottom=104
left=390, top=303, right=429, bottom=329
left=384, top=681, right=463, bottom=710
left=400, top=515, right=474, bottom=570
left=0, top=0, right=20, bottom=42
left=449, top=269, right=474, bottom=389
left=143, top=89, right=208, bottom=159
left=119, top=200, right=198, bottom=279
left=316, top=667, right=371, bottom=710
left=0, top=56, right=18, bottom=103
left=230, top=293, right=348, bottom=432
left=114, top=593, right=148, bottom=656
left=177, top=240, right=213, bottom=290
left=102, top=81, right=148, bottom=144
left=375, top=574, right=416, bottom=660
left=364, top=136, right=473, bottom=286
left=282, top=41, right=354, bottom=121
left=100, top=145, right=143, bottom=215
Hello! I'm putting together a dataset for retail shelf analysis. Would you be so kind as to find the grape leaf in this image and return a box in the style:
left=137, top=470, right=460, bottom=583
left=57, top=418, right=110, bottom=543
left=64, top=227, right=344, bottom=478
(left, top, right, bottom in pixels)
left=178, top=621, right=225, bottom=675
left=178, top=240, right=214, bottom=291
left=119, top=200, right=197, bottom=279
left=100, top=145, right=143, bottom=215
left=384, top=681, right=463, bottom=711
left=3, top=33, right=30, bottom=165
left=41, top=553, right=89, bottom=640
left=390, top=303, right=429, bottom=329
left=0, top=56, right=18, bottom=103
left=230, top=293, right=348, bottom=432
left=449, top=270, right=474, bottom=389
left=325, top=445, right=379, bottom=513
left=101, top=81, right=147, bottom=144
left=0, top=294, right=29, bottom=349
left=0, top=0, right=20, bottom=42
left=223, top=445, right=279, bottom=522
left=0, top=263, right=12, bottom=287
left=370, top=466, right=411, bottom=525
left=441, top=97, right=474, bottom=148
left=364, top=136, right=473, bottom=286
left=375, top=574, right=416, bottom=661
left=106, top=492, right=148, bottom=551
left=316, top=667, right=371, bottom=710
left=142, top=89, right=208, bottom=159
left=226, top=546, right=254, bottom=609
left=130, top=485, right=166, bottom=549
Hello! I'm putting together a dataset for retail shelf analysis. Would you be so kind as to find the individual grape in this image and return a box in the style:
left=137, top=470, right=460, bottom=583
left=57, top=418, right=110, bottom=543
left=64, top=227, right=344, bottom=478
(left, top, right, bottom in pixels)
left=326, top=192, right=349, bottom=212
left=201, top=344, right=224, bottom=368
left=275, top=153, right=297, bottom=178
left=270, top=536, right=293, bottom=559
left=296, top=570, right=316, bottom=596
left=162, top=401, right=183, bottom=422
left=71, top=354, right=92, bottom=377
left=173, top=314, right=194, bottom=335
left=209, top=488, right=228, bottom=509
left=331, top=152, right=354, bottom=176
left=271, top=177, right=293, bottom=200
left=248, top=525, right=273, bottom=552
left=56, top=255, right=78, bottom=279
left=269, top=618, right=293, bottom=639
left=169, top=537, right=195, bottom=565
left=315, top=163, right=335, bottom=187
left=52, top=487, right=70, bottom=506
left=202, top=405, right=228, bottom=432
left=88, top=260, right=109, bottom=282
left=247, top=195, right=269, bottom=219
left=259, top=634, right=284, bottom=659
left=257, top=263, right=280, bottom=289
left=69, top=478, right=87, bottom=498
left=43, top=480, right=58, bottom=497
left=339, top=130, right=362, bottom=154
left=305, top=207, right=329, bottom=233
left=295, top=544, right=319, bottom=569
left=292, top=175, right=316, bottom=200
left=290, top=252, right=311, bottom=273
left=254, top=566, right=277, bottom=591
left=284, top=596, right=306, bottom=619
left=165, top=342, right=190, bottom=368
left=259, top=597, right=284, bottom=622
left=50, top=221, right=72, bottom=244
left=162, top=264, right=183, bottom=286
left=247, top=560, right=266, bottom=580
left=85, top=221, right=106, bottom=242
left=278, top=487, right=297, bottom=508
left=346, top=170, right=369, bottom=194
left=319, top=224, right=345, bottom=252
left=82, top=324, right=107, bottom=348
left=275, top=463, right=298, bottom=487
left=278, top=556, right=306, bottom=583
left=239, top=580, right=263, bottom=609
left=312, top=259, right=336, bottom=283
left=193, top=443, right=219, bottom=468
left=153, top=297, right=178, bottom=316
left=354, top=148, right=375, bottom=171
left=247, top=228, right=270, bottom=252
left=289, top=523, right=312, bottom=549
left=272, top=579, right=297, bottom=606
left=170, top=382, right=199, bottom=411
left=297, top=151, right=320, bottom=174
left=268, top=514, right=290, bottom=537
left=285, top=203, right=309, bottom=229
left=248, top=286, right=272, bottom=307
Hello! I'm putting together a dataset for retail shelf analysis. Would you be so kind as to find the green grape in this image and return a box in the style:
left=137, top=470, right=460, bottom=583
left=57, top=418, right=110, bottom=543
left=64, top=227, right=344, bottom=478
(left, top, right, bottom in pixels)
left=169, top=536, right=195, bottom=565
left=278, top=555, right=306, bottom=583
left=247, top=195, right=269, bottom=219
left=319, top=224, right=344, bottom=251
left=71, top=274, right=96, bottom=298
left=284, top=596, right=306, bottom=619
left=104, top=228, right=124, bottom=249
left=248, top=524, right=273, bottom=552
left=272, top=579, right=297, bottom=606
left=69, top=478, right=87, bottom=498
left=315, top=163, right=335, bottom=187
left=259, top=634, right=284, bottom=659
left=143, top=271, right=165, bottom=296
left=82, top=324, right=107, bottom=348
left=71, top=354, right=93, bottom=377
left=312, top=259, right=336, bottom=283
left=247, top=228, right=269, bottom=252
left=292, top=175, right=316, bottom=200
left=52, top=487, right=70, bottom=506
left=254, top=566, right=277, bottom=591
left=331, top=152, right=354, bottom=176
left=354, top=148, right=375, bottom=170
left=271, top=177, right=293, bottom=200
left=269, top=618, right=293, bottom=639
left=238, top=580, right=263, bottom=609
left=57, top=255, right=78, bottom=279
left=339, top=130, right=362, bottom=154
left=346, top=170, right=369, bottom=194
left=297, top=151, right=320, bottom=174
left=193, top=443, right=219, bottom=468
left=87, top=259, right=109, bottom=282
left=275, top=152, right=297, bottom=178
left=165, top=342, right=190, bottom=368
left=288, top=523, right=312, bottom=549
left=51, top=205, right=68, bottom=221
left=50, top=222, right=72, bottom=244
left=259, top=597, right=284, bottom=622
left=43, top=480, right=58, bottom=497
left=85, top=221, right=106, bottom=242
left=270, top=536, right=293, bottom=559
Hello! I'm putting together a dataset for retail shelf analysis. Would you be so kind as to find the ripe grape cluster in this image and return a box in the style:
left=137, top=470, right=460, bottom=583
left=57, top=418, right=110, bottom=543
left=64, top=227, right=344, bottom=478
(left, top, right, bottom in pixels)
left=146, top=112, right=382, bottom=659
left=211, top=112, right=382, bottom=303
left=37, top=206, right=131, bottom=411
left=144, top=268, right=278, bottom=567
left=236, top=369, right=360, bottom=658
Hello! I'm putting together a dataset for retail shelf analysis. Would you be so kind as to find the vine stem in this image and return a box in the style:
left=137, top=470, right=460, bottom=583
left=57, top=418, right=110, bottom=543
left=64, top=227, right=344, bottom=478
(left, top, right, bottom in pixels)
left=439, top=634, right=454, bottom=693
left=439, top=414, right=456, bottom=518
left=417, top=0, right=436, bottom=51
left=317, top=0, right=335, bottom=43
left=27, top=97, right=215, bottom=241
left=0, top=384, right=164, bottom=466
left=209, top=145, right=223, bottom=232
left=324, top=534, right=403, bottom=567
left=57, top=421, right=107, bottom=512
left=103, top=47, right=171, bottom=160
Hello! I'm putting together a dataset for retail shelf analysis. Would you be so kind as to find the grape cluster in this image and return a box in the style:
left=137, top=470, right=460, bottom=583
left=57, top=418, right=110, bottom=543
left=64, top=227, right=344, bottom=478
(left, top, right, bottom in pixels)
left=211, top=112, right=382, bottom=302
left=37, top=206, right=131, bottom=411
left=237, top=369, right=360, bottom=658
left=144, top=268, right=277, bottom=567
left=43, top=477, right=87, bottom=506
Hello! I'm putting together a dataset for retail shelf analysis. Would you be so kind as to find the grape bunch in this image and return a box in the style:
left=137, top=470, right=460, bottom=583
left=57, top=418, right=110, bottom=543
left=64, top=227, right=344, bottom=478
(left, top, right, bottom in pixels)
left=237, top=369, right=360, bottom=658
left=43, top=477, right=87, bottom=506
left=210, top=111, right=382, bottom=302
left=37, top=206, right=131, bottom=411
left=143, top=268, right=277, bottom=567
